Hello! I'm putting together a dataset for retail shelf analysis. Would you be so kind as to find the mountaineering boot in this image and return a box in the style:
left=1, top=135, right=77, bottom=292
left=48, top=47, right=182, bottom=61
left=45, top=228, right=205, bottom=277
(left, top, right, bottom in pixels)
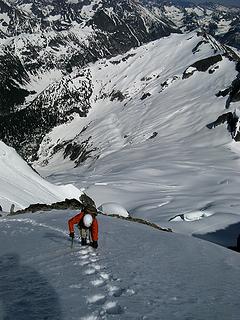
left=81, top=238, right=87, bottom=246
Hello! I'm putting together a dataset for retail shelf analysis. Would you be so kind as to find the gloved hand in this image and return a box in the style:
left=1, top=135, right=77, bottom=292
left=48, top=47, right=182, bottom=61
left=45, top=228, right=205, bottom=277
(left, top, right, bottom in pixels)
left=69, top=232, right=74, bottom=239
left=91, top=241, right=98, bottom=249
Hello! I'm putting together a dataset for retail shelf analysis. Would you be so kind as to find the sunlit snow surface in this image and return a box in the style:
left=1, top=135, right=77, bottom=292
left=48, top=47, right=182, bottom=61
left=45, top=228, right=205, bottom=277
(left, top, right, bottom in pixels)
left=33, top=32, right=240, bottom=248
left=0, top=142, right=81, bottom=211
left=98, top=202, right=129, bottom=217
left=1, top=31, right=240, bottom=319
left=0, top=210, right=240, bottom=320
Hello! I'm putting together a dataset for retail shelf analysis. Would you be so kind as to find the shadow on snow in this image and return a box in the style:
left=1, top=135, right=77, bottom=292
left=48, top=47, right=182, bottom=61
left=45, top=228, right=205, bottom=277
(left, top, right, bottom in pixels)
left=193, top=221, right=240, bottom=252
left=0, top=253, right=62, bottom=320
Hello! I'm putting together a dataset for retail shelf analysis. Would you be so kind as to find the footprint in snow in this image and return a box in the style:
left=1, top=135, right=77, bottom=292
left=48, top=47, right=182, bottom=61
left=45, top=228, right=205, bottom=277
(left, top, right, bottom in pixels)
left=107, top=284, right=125, bottom=297
left=84, top=268, right=96, bottom=275
left=91, top=264, right=101, bottom=271
left=89, top=252, right=97, bottom=257
left=102, top=301, right=123, bottom=315
left=75, top=251, right=89, bottom=259
left=90, top=278, right=105, bottom=287
left=73, top=247, right=125, bottom=317
left=87, top=294, right=106, bottom=305
left=75, top=260, right=90, bottom=267
left=78, top=254, right=89, bottom=260
left=79, top=249, right=90, bottom=255
left=99, top=272, right=110, bottom=280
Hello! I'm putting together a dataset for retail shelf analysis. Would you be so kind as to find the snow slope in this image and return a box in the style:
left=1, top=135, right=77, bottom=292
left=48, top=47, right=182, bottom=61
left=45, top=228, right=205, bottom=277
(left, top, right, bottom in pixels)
left=33, top=32, right=240, bottom=248
left=0, top=210, right=240, bottom=320
left=0, top=141, right=81, bottom=212
left=1, top=29, right=240, bottom=320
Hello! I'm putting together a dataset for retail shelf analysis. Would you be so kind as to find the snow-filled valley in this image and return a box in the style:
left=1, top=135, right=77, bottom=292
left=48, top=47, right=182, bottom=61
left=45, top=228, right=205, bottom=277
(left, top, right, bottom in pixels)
left=1, top=8, right=240, bottom=319
left=32, top=32, right=240, bottom=248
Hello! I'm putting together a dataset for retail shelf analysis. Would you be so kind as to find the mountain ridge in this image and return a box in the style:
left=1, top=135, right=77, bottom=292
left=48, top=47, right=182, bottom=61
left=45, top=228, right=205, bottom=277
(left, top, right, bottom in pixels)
left=0, top=0, right=239, bottom=164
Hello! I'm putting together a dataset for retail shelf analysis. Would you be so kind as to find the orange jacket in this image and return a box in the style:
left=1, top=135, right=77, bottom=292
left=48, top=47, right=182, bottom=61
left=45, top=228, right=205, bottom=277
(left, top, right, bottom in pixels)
left=68, top=211, right=98, bottom=241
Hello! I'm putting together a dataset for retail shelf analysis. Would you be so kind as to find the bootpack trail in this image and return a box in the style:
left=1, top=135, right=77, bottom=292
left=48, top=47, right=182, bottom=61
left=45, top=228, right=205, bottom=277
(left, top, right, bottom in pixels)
left=1, top=210, right=240, bottom=320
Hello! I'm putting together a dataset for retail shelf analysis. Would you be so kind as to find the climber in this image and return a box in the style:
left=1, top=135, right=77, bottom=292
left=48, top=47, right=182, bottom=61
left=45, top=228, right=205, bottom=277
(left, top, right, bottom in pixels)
left=68, top=205, right=98, bottom=248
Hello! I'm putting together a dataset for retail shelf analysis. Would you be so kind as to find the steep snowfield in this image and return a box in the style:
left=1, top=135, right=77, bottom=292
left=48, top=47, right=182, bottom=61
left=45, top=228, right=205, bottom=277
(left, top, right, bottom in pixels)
left=0, top=141, right=81, bottom=212
left=1, top=25, right=240, bottom=320
left=33, top=32, right=240, bottom=248
left=0, top=210, right=240, bottom=320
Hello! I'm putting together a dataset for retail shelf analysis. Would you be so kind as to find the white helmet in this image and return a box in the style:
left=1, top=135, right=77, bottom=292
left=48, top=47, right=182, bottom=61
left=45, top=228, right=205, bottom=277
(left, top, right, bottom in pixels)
left=83, top=214, right=93, bottom=228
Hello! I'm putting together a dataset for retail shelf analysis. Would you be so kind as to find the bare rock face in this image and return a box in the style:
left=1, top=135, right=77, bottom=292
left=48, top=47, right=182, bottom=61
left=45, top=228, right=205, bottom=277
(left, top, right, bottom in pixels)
left=10, top=193, right=96, bottom=215
left=183, top=55, right=222, bottom=79
left=206, top=58, right=240, bottom=142
left=226, top=76, right=240, bottom=108
left=13, top=198, right=83, bottom=215
left=206, top=111, right=240, bottom=141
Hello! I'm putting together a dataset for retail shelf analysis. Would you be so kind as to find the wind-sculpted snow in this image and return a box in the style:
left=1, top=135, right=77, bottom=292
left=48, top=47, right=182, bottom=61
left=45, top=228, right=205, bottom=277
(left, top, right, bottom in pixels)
left=0, top=210, right=240, bottom=319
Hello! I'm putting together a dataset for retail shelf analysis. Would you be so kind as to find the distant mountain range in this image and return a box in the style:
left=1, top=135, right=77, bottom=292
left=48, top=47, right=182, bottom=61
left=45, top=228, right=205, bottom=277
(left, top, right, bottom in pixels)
left=0, top=0, right=239, bottom=164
